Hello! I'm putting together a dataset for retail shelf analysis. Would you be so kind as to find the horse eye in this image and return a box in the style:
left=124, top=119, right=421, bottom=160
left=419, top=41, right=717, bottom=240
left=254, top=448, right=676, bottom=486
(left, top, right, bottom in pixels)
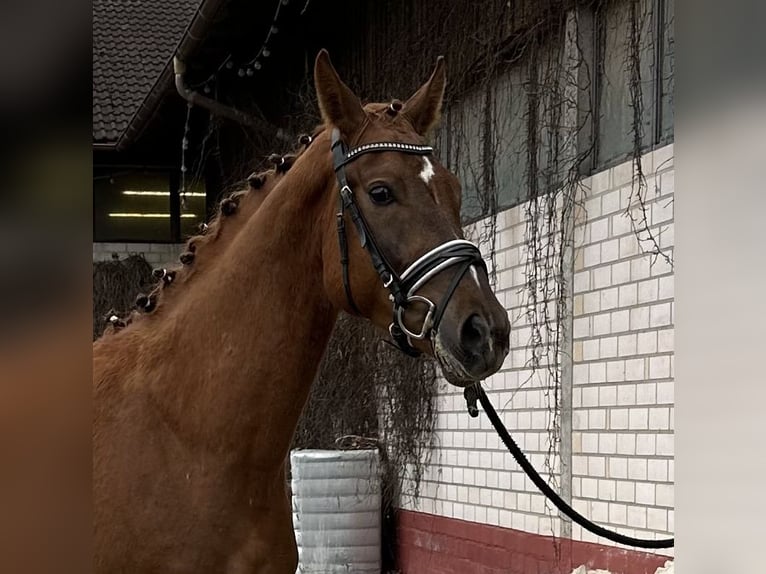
left=369, top=186, right=394, bottom=205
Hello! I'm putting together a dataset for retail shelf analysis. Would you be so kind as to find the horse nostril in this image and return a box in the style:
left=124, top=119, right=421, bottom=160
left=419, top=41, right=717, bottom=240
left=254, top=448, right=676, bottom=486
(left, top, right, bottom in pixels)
left=460, top=314, right=490, bottom=355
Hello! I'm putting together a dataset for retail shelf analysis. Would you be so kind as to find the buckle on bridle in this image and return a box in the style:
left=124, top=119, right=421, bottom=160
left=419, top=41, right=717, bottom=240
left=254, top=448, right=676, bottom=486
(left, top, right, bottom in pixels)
left=382, top=272, right=394, bottom=288
left=339, top=185, right=354, bottom=205
left=395, top=295, right=436, bottom=340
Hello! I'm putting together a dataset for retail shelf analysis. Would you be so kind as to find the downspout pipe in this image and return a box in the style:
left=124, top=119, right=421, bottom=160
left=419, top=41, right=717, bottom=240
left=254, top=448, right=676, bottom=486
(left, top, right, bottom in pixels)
left=173, top=57, right=271, bottom=131
left=115, top=0, right=228, bottom=151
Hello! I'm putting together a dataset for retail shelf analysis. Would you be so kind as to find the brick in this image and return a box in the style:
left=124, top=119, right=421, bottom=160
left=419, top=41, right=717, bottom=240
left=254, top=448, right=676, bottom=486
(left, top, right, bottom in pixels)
left=609, top=503, right=627, bottom=525
left=636, top=482, right=655, bottom=504
left=525, top=514, right=540, bottom=534
left=599, top=433, right=617, bottom=454
left=582, top=387, right=599, bottom=407
left=654, top=144, right=674, bottom=170
left=658, top=275, right=674, bottom=299
left=590, top=218, right=609, bottom=241
left=660, top=169, right=675, bottom=194
left=650, top=303, right=672, bottom=327
left=627, top=506, right=647, bottom=528
left=631, top=257, right=651, bottom=282
left=576, top=454, right=588, bottom=475
left=598, top=479, right=616, bottom=501
left=612, top=211, right=633, bottom=235
left=590, top=363, right=606, bottom=383
left=574, top=317, right=590, bottom=338
left=630, top=306, right=650, bottom=330
left=588, top=456, right=606, bottom=477
left=594, top=313, right=611, bottom=336
left=636, top=382, right=657, bottom=404
left=584, top=291, right=600, bottom=313
left=628, top=458, right=647, bottom=480
left=608, top=457, right=628, bottom=479
left=648, top=407, right=669, bottom=430
left=625, top=358, right=644, bottom=380
left=614, top=158, right=634, bottom=187
left=602, top=190, right=621, bottom=214
left=618, top=283, right=638, bottom=306
left=637, top=279, right=658, bottom=303
left=591, top=500, right=609, bottom=522
left=656, top=484, right=674, bottom=507
left=658, top=329, right=674, bottom=352
left=584, top=244, right=601, bottom=267
left=650, top=256, right=674, bottom=278
left=582, top=477, right=598, bottom=498
left=610, top=408, right=629, bottom=429
left=647, top=508, right=667, bottom=531
left=637, top=331, right=657, bottom=355
left=606, top=361, right=625, bottom=382
left=612, top=310, right=630, bottom=333
left=511, top=510, right=525, bottom=530
left=629, top=408, right=649, bottom=430
left=656, top=434, right=674, bottom=456
left=583, top=339, right=599, bottom=360
left=574, top=270, right=591, bottom=295
left=652, top=196, right=674, bottom=224
left=615, top=480, right=635, bottom=502
left=593, top=266, right=612, bottom=289
left=657, top=382, right=674, bottom=405
left=600, top=287, right=619, bottom=310
left=619, top=234, right=639, bottom=258
left=600, top=337, right=617, bottom=358
left=649, top=355, right=671, bottom=379
left=601, top=239, right=619, bottom=262
left=574, top=363, right=589, bottom=383
left=617, top=384, right=637, bottom=405
left=589, top=409, right=606, bottom=429
left=611, top=261, right=631, bottom=285
left=660, top=223, right=675, bottom=248
left=585, top=196, right=602, bottom=219
left=616, top=434, right=636, bottom=455
left=143, top=253, right=162, bottom=264
left=636, top=434, right=655, bottom=454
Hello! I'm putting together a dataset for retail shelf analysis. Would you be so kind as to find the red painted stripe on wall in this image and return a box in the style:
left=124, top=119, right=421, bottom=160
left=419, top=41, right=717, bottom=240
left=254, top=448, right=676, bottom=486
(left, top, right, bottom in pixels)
left=397, top=510, right=671, bottom=574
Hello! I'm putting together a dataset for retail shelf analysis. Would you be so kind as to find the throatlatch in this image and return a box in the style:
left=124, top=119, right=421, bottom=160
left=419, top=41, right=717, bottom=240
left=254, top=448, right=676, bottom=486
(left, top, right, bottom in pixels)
left=331, top=129, right=485, bottom=356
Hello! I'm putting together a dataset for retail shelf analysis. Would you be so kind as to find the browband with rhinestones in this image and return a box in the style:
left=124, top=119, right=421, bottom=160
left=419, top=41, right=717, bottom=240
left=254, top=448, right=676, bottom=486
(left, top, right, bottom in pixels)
left=334, top=142, right=433, bottom=171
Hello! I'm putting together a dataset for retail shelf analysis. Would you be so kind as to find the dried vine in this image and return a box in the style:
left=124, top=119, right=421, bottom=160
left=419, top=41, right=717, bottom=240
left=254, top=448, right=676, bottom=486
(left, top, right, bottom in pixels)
left=626, top=0, right=673, bottom=267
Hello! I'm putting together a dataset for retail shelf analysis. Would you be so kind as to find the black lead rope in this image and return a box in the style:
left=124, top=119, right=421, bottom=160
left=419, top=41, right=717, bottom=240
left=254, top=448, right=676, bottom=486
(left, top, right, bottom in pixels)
left=465, top=384, right=675, bottom=549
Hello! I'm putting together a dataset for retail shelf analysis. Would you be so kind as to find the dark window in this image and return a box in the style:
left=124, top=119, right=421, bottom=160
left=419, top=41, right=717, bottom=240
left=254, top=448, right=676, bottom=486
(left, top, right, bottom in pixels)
left=441, top=0, right=674, bottom=221
left=594, top=0, right=674, bottom=170
left=93, top=170, right=206, bottom=242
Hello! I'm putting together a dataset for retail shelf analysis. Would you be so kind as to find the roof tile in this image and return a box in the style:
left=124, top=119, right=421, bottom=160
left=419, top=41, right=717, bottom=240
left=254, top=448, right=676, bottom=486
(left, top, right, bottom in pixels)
left=93, top=0, right=203, bottom=144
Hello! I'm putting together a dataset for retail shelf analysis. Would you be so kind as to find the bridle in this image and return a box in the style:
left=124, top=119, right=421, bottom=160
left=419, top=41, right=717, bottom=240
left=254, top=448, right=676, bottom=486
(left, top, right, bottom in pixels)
left=331, top=128, right=486, bottom=357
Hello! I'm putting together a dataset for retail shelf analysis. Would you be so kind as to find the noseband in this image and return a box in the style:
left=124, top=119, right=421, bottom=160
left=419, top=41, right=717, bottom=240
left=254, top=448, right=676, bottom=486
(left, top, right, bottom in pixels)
left=331, top=128, right=485, bottom=357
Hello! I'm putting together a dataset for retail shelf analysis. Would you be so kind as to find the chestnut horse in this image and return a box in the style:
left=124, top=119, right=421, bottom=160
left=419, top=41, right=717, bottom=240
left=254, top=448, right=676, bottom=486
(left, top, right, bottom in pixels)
left=93, top=50, right=510, bottom=573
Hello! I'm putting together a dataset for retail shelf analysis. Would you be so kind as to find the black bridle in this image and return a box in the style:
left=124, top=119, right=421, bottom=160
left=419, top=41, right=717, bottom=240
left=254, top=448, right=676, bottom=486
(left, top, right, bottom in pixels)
left=331, top=128, right=486, bottom=357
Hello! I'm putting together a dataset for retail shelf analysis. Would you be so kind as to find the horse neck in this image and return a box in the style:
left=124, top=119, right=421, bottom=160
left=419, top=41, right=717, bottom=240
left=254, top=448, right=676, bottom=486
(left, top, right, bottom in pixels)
left=144, top=156, right=338, bottom=464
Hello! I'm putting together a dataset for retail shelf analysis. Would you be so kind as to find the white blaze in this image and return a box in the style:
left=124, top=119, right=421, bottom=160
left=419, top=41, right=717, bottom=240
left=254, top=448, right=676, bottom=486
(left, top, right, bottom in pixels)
left=419, top=157, right=435, bottom=185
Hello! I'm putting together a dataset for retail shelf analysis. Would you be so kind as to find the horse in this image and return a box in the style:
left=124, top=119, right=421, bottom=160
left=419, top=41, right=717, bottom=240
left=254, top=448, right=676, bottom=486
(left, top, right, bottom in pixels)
left=93, top=49, right=510, bottom=573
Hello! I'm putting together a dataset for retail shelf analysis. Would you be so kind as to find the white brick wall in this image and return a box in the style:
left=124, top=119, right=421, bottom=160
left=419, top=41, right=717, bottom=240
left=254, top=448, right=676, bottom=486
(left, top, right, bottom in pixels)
left=400, top=144, right=674, bottom=554
left=92, top=242, right=186, bottom=268
left=572, top=145, right=674, bottom=551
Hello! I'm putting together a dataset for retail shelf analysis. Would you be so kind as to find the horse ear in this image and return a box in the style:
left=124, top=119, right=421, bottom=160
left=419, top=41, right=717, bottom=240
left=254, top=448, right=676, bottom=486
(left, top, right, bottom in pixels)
left=402, top=56, right=446, bottom=136
left=314, top=49, right=366, bottom=138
